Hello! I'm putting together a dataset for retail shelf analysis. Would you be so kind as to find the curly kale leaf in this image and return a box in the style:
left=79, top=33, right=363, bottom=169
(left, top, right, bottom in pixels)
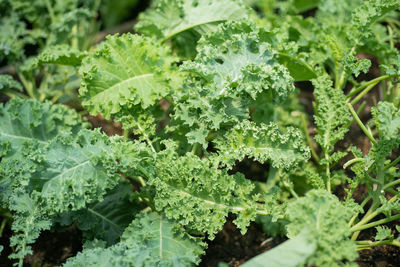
left=35, top=45, right=87, bottom=66
left=313, top=75, right=351, bottom=154
left=0, top=98, right=84, bottom=153
left=135, top=0, right=250, bottom=57
left=0, top=74, right=23, bottom=92
left=370, top=101, right=400, bottom=164
left=64, top=212, right=206, bottom=267
left=173, top=23, right=294, bottom=146
left=351, top=0, right=400, bottom=40
left=57, top=181, right=142, bottom=246
left=0, top=99, right=146, bottom=262
left=286, top=190, right=358, bottom=266
left=79, top=33, right=178, bottom=121
left=0, top=13, right=30, bottom=62
left=215, top=120, right=310, bottom=170
left=147, top=148, right=276, bottom=239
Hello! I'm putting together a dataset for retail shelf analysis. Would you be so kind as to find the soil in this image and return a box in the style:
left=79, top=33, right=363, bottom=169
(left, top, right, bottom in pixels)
left=199, top=218, right=283, bottom=267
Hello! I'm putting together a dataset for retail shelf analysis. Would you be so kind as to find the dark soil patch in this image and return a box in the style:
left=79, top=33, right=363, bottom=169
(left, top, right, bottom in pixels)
left=200, top=219, right=283, bottom=267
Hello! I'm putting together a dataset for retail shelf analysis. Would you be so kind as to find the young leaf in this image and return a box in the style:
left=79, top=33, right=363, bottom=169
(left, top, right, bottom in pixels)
left=375, top=226, right=393, bottom=241
left=313, top=75, right=351, bottom=154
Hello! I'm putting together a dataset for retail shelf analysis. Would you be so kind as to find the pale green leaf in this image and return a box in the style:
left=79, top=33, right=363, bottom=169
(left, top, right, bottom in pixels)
left=242, top=229, right=316, bottom=267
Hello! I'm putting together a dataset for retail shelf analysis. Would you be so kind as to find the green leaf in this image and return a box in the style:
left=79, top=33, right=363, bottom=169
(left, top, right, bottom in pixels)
left=0, top=98, right=83, bottom=151
left=215, top=121, right=310, bottom=170
left=148, top=149, right=274, bottom=238
left=59, top=181, right=141, bottom=245
left=79, top=33, right=177, bottom=119
left=64, top=212, right=206, bottom=267
left=0, top=74, right=23, bottom=91
left=173, top=22, right=295, bottom=147
left=286, top=190, right=358, bottom=266
left=276, top=53, right=317, bottom=81
left=35, top=45, right=88, bottom=66
left=293, top=0, right=320, bottom=13
left=375, top=226, right=393, bottom=241
left=370, top=101, right=400, bottom=165
left=313, top=75, right=351, bottom=154
left=135, top=0, right=249, bottom=57
left=242, top=229, right=316, bottom=267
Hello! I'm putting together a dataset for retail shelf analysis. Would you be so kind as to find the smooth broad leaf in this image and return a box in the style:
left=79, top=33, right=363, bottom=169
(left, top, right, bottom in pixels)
left=79, top=33, right=177, bottom=119
left=276, top=53, right=317, bottom=81
left=242, top=229, right=316, bottom=267
left=135, top=0, right=249, bottom=41
left=64, top=212, right=206, bottom=267
left=293, top=0, right=320, bottom=13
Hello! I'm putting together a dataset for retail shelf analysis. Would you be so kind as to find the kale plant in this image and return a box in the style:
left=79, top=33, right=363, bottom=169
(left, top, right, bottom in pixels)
left=0, top=0, right=400, bottom=266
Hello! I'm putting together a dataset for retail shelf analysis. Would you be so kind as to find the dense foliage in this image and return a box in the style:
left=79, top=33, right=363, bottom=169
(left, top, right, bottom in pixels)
left=1, top=0, right=400, bottom=266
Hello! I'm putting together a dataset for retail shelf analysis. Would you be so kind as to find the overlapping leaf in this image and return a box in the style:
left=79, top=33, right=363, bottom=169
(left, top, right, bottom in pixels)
left=173, top=23, right=295, bottom=146
left=147, top=148, right=274, bottom=238
left=64, top=212, right=206, bottom=267
left=135, top=0, right=250, bottom=57
left=286, top=190, right=358, bottom=266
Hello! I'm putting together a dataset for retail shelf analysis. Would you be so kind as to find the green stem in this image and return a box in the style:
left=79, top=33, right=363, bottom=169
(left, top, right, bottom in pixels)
left=351, top=214, right=400, bottom=232
left=44, top=0, right=56, bottom=23
left=347, top=75, right=391, bottom=99
left=123, top=129, right=129, bottom=139
left=137, top=124, right=156, bottom=153
left=347, top=103, right=377, bottom=145
left=343, top=158, right=365, bottom=169
left=325, top=153, right=331, bottom=193
left=17, top=72, right=35, bottom=99
left=0, top=218, right=7, bottom=237
left=348, top=195, right=372, bottom=227
left=357, top=239, right=400, bottom=250
left=385, top=155, right=400, bottom=170
left=191, top=143, right=200, bottom=155
left=301, top=114, right=320, bottom=163
left=350, top=80, right=382, bottom=106
left=383, top=179, right=400, bottom=191
left=351, top=196, right=398, bottom=240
